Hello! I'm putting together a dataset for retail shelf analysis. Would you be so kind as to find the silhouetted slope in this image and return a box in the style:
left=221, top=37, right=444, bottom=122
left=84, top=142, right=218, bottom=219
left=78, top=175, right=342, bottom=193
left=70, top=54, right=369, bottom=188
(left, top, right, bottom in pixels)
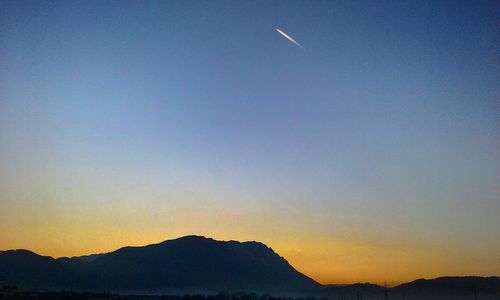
left=63, top=253, right=104, bottom=262
left=317, top=278, right=500, bottom=300
left=0, top=250, right=69, bottom=288
left=78, top=236, right=319, bottom=291
left=0, top=236, right=319, bottom=292
left=393, top=276, right=500, bottom=300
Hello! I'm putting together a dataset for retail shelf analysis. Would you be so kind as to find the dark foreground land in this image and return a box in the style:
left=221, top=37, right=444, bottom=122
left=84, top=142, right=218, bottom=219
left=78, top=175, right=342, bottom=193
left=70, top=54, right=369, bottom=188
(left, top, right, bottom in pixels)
left=0, top=290, right=318, bottom=300
left=0, top=290, right=181, bottom=300
left=2, top=285, right=500, bottom=300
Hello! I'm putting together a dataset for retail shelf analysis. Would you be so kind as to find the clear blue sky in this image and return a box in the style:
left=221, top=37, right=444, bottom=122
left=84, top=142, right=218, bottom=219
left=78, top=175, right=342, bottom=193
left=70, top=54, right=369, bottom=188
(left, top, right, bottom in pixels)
left=1, top=0, right=499, bottom=284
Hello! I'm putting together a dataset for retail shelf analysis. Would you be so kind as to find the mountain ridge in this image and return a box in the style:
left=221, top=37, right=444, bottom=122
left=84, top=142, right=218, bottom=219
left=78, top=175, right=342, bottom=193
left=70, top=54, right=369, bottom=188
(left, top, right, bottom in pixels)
left=0, top=235, right=319, bottom=293
left=1, top=236, right=499, bottom=299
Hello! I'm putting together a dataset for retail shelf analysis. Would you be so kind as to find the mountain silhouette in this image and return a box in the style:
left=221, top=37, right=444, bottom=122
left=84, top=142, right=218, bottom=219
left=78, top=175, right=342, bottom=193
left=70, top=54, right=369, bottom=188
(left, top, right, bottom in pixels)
left=392, top=276, right=500, bottom=300
left=317, top=278, right=500, bottom=299
left=1, top=236, right=499, bottom=299
left=0, top=236, right=319, bottom=293
left=0, top=250, right=69, bottom=287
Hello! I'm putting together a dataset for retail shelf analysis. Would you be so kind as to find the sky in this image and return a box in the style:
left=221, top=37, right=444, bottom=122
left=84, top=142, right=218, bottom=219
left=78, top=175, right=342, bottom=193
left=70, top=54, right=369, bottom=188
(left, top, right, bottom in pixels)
left=0, top=0, right=499, bottom=285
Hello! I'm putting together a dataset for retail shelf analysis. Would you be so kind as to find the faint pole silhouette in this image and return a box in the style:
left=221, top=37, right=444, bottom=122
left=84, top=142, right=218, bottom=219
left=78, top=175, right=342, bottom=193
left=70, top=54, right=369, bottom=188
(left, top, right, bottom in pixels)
left=384, top=281, right=388, bottom=300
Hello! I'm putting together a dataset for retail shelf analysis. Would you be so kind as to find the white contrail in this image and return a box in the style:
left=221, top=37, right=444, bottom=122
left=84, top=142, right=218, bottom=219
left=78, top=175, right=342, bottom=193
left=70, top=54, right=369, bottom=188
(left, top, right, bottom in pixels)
left=276, top=28, right=304, bottom=49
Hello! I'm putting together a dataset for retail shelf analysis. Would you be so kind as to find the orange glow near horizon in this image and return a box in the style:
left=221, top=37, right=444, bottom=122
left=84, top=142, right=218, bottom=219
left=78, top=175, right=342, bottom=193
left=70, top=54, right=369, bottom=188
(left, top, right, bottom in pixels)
left=1, top=173, right=499, bottom=285
left=1, top=182, right=499, bottom=285
left=1, top=222, right=499, bottom=285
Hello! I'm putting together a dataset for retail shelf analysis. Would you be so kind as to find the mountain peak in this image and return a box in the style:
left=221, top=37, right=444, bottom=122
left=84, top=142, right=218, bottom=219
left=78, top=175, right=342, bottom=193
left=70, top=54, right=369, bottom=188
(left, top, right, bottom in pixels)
left=174, top=235, right=212, bottom=241
left=0, top=236, right=319, bottom=293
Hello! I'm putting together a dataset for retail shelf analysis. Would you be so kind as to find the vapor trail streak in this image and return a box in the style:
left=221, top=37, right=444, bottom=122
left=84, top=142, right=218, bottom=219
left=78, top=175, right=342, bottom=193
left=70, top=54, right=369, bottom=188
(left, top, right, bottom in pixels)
left=275, top=28, right=304, bottom=49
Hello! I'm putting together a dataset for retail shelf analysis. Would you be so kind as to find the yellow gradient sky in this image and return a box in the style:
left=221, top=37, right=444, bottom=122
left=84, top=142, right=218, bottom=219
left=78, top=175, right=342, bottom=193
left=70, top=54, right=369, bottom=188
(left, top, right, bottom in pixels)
left=1, top=169, right=499, bottom=285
